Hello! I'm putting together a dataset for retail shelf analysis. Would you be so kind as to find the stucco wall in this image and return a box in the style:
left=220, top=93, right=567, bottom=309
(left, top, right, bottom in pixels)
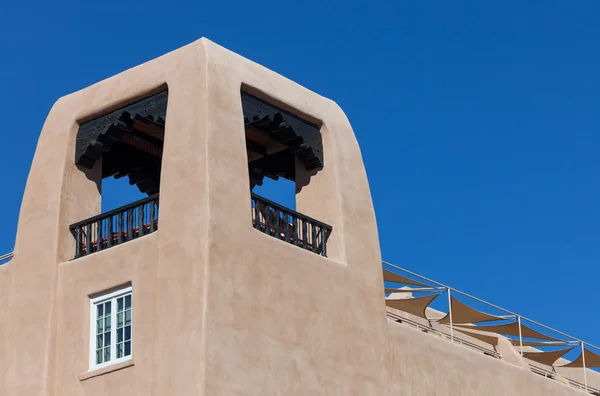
left=387, top=320, right=586, bottom=396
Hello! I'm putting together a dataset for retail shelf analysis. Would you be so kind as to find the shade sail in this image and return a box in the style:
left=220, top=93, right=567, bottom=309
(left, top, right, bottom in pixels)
left=383, top=269, right=428, bottom=287
left=448, top=325, right=499, bottom=346
left=510, top=339, right=569, bottom=347
left=386, top=294, right=439, bottom=320
left=558, top=347, right=600, bottom=368
left=523, top=347, right=574, bottom=366
left=385, top=287, right=439, bottom=294
left=438, top=296, right=507, bottom=324
left=454, top=322, right=560, bottom=341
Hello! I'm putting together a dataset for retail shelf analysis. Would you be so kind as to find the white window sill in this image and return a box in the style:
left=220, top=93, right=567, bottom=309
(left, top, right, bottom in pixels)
left=79, top=358, right=135, bottom=381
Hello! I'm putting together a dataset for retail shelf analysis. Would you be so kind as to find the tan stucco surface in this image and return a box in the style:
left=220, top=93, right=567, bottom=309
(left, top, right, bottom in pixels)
left=0, top=37, right=592, bottom=396
left=388, top=319, right=587, bottom=396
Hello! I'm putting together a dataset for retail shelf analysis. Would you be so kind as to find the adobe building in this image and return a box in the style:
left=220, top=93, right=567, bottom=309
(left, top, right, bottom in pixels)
left=0, top=38, right=595, bottom=395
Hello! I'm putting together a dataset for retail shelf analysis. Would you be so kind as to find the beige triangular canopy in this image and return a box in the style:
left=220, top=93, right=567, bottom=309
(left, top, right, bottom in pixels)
left=523, top=347, right=574, bottom=366
left=448, top=325, right=499, bottom=345
left=454, top=322, right=560, bottom=341
left=383, top=269, right=428, bottom=287
left=510, top=339, right=569, bottom=347
left=386, top=294, right=439, bottom=320
left=438, top=296, right=507, bottom=324
left=558, top=347, right=600, bottom=368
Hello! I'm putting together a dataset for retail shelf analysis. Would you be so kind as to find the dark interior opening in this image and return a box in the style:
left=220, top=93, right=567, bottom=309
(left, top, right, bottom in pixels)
left=242, top=91, right=323, bottom=199
left=75, top=90, right=168, bottom=199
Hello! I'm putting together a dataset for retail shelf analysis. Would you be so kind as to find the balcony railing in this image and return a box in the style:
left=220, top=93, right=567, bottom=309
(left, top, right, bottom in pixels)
left=70, top=194, right=159, bottom=258
left=251, top=193, right=332, bottom=257
left=69, top=193, right=330, bottom=259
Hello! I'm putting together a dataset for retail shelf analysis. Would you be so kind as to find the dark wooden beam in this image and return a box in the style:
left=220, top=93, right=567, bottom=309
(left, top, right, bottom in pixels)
left=76, top=90, right=168, bottom=168
left=246, top=138, right=267, bottom=156
left=241, top=91, right=323, bottom=174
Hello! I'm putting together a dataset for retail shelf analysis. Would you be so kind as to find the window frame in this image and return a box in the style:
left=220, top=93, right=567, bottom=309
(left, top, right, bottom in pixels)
left=88, top=286, right=133, bottom=371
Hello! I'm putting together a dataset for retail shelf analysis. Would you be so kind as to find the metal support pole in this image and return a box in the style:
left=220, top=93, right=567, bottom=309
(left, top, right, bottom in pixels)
left=0, top=251, right=14, bottom=261
left=517, top=316, right=523, bottom=356
left=447, top=288, right=454, bottom=343
left=582, top=342, right=588, bottom=393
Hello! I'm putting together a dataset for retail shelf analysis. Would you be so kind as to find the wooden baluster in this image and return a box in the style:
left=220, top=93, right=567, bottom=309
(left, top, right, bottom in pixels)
left=138, top=204, right=144, bottom=237
left=284, top=212, right=290, bottom=243
left=85, top=223, right=92, bottom=255
left=292, top=215, right=298, bottom=245
left=96, top=220, right=103, bottom=251
left=107, top=216, right=113, bottom=248
left=274, top=209, right=280, bottom=239
left=150, top=199, right=156, bottom=232
left=266, top=205, right=272, bottom=235
left=302, top=219, right=308, bottom=250
left=253, top=198, right=260, bottom=230
left=127, top=209, right=133, bottom=241
left=312, top=222, right=317, bottom=253
left=75, top=227, right=82, bottom=258
left=118, top=212, right=124, bottom=244
left=154, top=197, right=160, bottom=230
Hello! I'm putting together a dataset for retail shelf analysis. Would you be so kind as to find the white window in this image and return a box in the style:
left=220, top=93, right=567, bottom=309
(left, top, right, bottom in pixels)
left=89, top=286, right=132, bottom=370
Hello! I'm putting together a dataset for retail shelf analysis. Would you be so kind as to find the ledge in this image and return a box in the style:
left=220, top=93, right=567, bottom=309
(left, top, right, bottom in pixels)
left=79, top=359, right=135, bottom=381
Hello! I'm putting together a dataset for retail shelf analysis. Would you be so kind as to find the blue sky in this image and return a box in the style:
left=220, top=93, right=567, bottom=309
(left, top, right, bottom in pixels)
left=1, top=1, right=600, bottom=345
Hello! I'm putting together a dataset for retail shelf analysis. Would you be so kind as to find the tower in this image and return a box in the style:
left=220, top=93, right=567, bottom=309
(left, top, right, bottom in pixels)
left=0, top=38, right=390, bottom=395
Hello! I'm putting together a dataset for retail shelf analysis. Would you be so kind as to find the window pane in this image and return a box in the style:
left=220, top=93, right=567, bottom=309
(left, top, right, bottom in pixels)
left=90, top=289, right=132, bottom=368
left=124, top=341, right=131, bottom=356
left=124, top=326, right=131, bottom=341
